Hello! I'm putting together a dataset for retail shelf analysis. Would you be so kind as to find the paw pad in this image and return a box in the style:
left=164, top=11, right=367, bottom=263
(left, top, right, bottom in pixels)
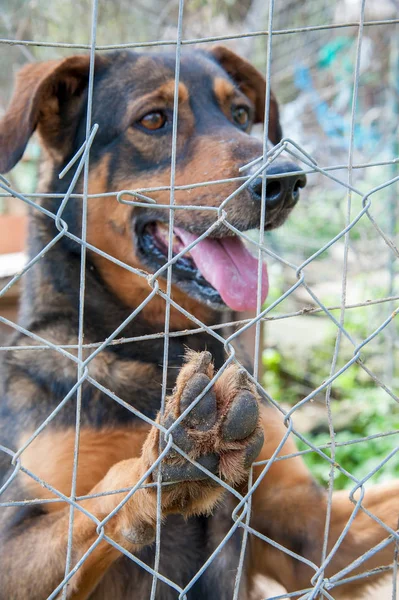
left=156, top=352, right=263, bottom=487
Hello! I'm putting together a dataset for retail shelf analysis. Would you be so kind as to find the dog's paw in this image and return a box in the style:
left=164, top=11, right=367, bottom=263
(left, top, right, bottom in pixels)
left=116, top=352, right=263, bottom=542
left=149, top=351, right=264, bottom=494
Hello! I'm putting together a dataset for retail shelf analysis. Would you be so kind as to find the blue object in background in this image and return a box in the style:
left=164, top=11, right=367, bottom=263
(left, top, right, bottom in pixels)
left=293, top=37, right=382, bottom=152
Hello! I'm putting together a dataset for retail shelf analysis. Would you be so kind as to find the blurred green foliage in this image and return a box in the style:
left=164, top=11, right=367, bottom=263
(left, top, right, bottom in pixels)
left=297, top=393, right=399, bottom=490
left=262, top=307, right=399, bottom=490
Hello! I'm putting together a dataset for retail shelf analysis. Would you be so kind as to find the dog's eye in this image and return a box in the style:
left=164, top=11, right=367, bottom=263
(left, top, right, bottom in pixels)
left=232, top=106, right=250, bottom=128
left=138, top=111, right=167, bottom=131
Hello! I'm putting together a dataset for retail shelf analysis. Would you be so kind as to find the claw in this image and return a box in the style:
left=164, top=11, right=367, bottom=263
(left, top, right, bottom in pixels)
left=237, top=367, right=250, bottom=388
left=197, top=351, right=212, bottom=372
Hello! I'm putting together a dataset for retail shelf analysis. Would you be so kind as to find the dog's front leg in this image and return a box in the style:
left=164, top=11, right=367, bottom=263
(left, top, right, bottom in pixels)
left=70, top=350, right=265, bottom=598
left=1, top=351, right=263, bottom=600
left=248, top=403, right=399, bottom=598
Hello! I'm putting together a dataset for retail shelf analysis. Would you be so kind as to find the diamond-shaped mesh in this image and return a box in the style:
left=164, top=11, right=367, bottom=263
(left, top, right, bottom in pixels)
left=0, top=1, right=398, bottom=599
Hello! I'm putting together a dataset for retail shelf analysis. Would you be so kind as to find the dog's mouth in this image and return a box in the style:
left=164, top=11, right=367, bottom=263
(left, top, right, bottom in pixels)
left=136, top=220, right=268, bottom=311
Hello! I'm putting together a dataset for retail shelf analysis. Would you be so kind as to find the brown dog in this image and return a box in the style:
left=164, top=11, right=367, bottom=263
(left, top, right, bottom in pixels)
left=0, top=47, right=397, bottom=600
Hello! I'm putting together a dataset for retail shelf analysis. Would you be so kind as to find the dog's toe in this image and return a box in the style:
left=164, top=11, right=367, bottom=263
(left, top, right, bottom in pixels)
left=156, top=453, right=219, bottom=483
left=154, top=354, right=264, bottom=493
left=179, top=373, right=217, bottom=431
left=221, top=390, right=259, bottom=441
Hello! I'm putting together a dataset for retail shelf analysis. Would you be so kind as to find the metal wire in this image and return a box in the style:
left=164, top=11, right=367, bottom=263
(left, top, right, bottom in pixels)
left=0, top=1, right=398, bottom=599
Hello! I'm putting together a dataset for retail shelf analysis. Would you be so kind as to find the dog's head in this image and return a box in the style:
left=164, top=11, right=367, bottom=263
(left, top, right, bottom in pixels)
left=0, top=48, right=305, bottom=318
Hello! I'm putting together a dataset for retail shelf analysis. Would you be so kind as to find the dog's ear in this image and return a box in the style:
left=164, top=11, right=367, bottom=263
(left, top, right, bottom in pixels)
left=0, top=55, right=105, bottom=173
left=210, top=45, right=282, bottom=145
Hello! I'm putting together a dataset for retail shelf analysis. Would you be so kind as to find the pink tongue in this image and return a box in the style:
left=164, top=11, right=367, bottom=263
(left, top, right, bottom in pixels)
left=174, top=228, right=268, bottom=311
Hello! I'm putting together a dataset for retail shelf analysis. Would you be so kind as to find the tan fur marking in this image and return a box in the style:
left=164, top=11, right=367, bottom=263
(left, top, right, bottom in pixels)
left=19, top=426, right=150, bottom=511
left=157, top=80, right=189, bottom=104
left=213, top=77, right=236, bottom=103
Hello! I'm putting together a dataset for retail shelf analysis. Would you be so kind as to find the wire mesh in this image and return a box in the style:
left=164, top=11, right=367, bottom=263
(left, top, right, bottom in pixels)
left=0, top=1, right=398, bottom=599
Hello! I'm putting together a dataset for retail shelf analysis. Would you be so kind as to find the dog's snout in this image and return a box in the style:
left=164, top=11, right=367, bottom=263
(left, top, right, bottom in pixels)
left=249, top=162, right=306, bottom=208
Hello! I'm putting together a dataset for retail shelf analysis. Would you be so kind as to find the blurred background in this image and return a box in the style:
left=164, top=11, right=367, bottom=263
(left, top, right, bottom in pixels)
left=0, top=0, right=398, bottom=495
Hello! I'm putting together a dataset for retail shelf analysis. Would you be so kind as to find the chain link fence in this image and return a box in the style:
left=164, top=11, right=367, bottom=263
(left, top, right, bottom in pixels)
left=0, top=0, right=398, bottom=598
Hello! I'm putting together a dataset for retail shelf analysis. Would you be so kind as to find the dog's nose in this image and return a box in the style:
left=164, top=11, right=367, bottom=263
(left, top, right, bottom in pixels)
left=249, top=162, right=306, bottom=208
